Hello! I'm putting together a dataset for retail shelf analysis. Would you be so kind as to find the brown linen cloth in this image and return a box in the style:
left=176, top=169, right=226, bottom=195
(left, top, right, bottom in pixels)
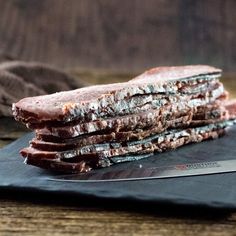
left=0, top=58, right=86, bottom=117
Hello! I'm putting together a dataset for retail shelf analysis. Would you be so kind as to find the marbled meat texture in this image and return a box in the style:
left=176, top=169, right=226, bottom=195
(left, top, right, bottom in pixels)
left=12, top=65, right=236, bottom=173
left=13, top=65, right=221, bottom=128
left=22, top=121, right=232, bottom=173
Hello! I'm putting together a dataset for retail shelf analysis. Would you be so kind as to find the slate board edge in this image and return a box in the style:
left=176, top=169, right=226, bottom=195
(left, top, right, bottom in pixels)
left=1, top=183, right=236, bottom=210
left=1, top=131, right=236, bottom=210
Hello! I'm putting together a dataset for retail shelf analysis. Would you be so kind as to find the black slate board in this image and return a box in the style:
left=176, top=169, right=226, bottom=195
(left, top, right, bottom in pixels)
left=1, top=127, right=236, bottom=210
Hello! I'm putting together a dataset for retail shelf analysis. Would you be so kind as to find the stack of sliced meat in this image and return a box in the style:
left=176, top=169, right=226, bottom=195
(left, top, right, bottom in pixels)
left=13, top=65, right=236, bottom=173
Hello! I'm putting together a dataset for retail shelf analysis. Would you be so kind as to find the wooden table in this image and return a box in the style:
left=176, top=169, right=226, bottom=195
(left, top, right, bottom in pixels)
left=1, top=75, right=236, bottom=236
left=1, top=198, right=236, bottom=236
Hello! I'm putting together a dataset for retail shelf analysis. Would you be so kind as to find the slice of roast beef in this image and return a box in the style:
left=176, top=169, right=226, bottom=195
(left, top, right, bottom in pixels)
left=35, top=98, right=227, bottom=142
left=31, top=115, right=191, bottom=151
left=23, top=122, right=230, bottom=173
left=21, top=120, right=234, bottom=163
left=13, top=65, right=221, bottom=127
left=36, top=90, right=227, bottom=139
left=32, top=103, right=228, bottom=152
left=16, top=79, right=224, bottom=129
left=32, top=100, right=236, bottom=153
left=38, top=105, right=192, bottom=138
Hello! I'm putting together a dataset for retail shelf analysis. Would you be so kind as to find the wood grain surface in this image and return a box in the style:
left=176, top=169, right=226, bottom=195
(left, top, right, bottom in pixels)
left=0, top=0, right=236, bottom=72
left=1, top=198, right=236, bottom=236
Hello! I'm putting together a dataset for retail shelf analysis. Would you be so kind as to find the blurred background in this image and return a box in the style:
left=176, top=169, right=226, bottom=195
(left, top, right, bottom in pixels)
left=1, top=1, right=236, bottom=73
left=0, top=0, right=236, bottom=145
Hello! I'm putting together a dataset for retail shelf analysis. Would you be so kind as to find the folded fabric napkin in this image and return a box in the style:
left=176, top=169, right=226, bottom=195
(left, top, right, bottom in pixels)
left=0, top=60, right=85, bottom=117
